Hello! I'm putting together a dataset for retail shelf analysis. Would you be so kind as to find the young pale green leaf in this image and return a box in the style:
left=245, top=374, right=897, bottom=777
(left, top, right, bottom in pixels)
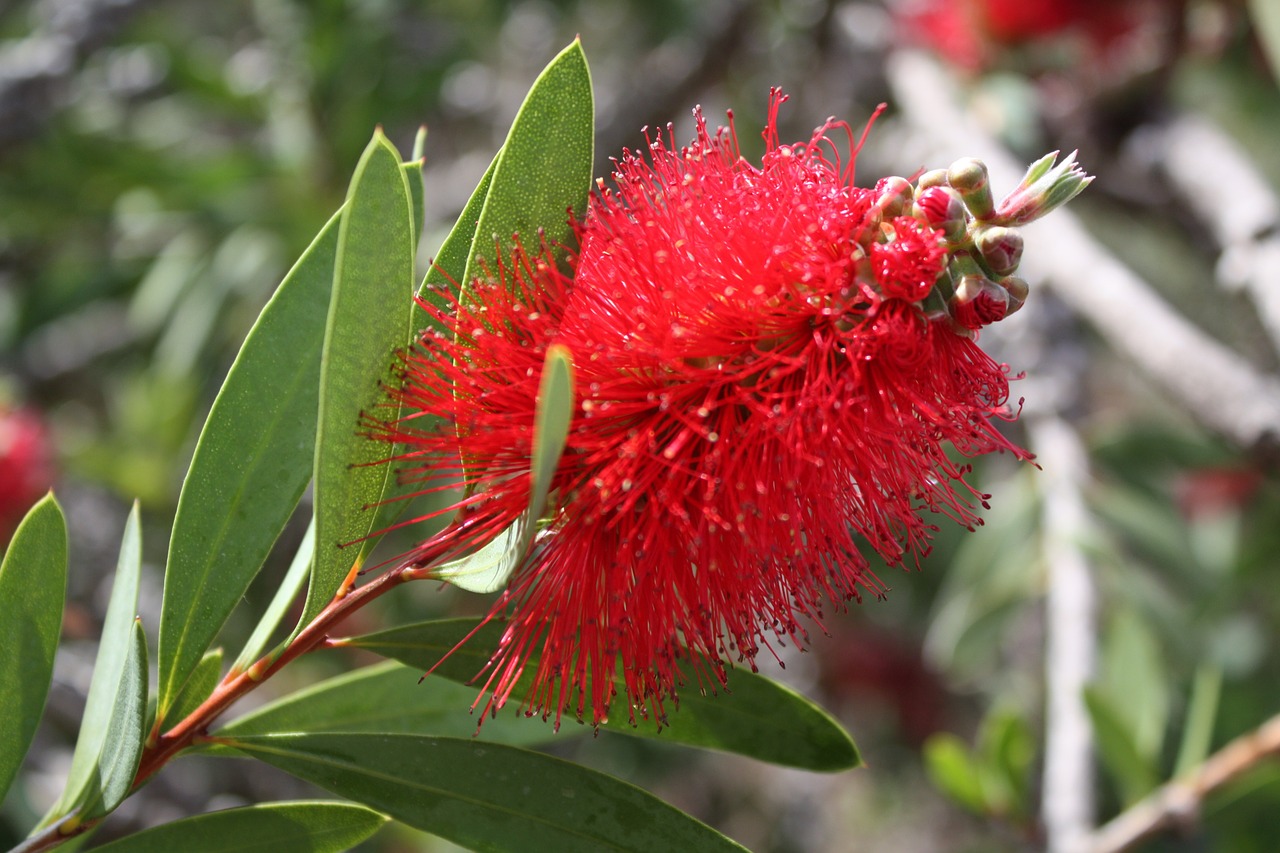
left=1248, top=0, right=1280, bottom=83
left=343, top=618, right=860, bottom=772
left=223, top=733, right=747, bottom=853
left=1174, top=662, right=1222, bottom=778
left=0, top=494, right=67, bottom=801
left=923, top=733, right=987, bottom=814
left=167, top=648, right=222, bottom=727
left=301, top=130, right=417, bottom=631
left=230, top=520, right=314, bottom=676
left=460, top=38, right=593, bottom=298
left=1084, top=686, right=1160, bottom=805
left=435, top=345, right=574, bottom=594
left=47, top=504, right=143, bottom=824
left=80, top=618, right=148, bottom=819
left=85, top=801, right=387, bottom=853
left=975, top=708, right=1036, bottom=818
left=1101, top=607, right=1169, bottom=763
left=403, top=146, right=425, bottom=246
left=216, top=661, right=547, bottom=746
left=156, top=209, right=340, bottom=722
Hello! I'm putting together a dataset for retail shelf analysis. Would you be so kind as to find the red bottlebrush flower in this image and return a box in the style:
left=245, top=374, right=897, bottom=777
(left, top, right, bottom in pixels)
left=0, top=404, right=55, bottom=545
left=377, top=92, right=1031, bottom=729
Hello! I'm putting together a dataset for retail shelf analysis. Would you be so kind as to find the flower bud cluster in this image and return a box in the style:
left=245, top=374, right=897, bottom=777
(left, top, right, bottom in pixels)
left=858, top=151, right=1090, bottom=332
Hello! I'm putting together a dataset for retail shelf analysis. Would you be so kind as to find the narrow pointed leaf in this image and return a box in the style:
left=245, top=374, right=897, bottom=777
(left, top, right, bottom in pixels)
left=48, top=504, right=142, bottom=823
left=231, top=520, right=315, bottom=676
left=157, top=209, right=340, bottom=721
left=167, top=648, right=222, bottom=727
left=81, top=618, right=148, bottom=819
left=86, top=801, right=387, bottom=853
left=217, top=661, right=547, bottom=745
left=1084, top=686, right=1160, bottom=804
left=224, top=733, right=747, bottom=853
left=460, top=39, right=593, bottom=297
left=0, top=494, right=67, bottom=801
left=403, top=148, right=425, bottom=246
left=1174, top=663, right=1222, bottom=778
left=435, top=345, right=574, bottom=593
left=344, top=618, right=860, bottom=771
left=302, top=130, right=416, bottom=630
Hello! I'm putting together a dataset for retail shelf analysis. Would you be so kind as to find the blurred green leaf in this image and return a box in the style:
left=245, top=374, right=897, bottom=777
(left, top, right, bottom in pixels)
left=80, top=618, right=148, bottom=820
left=923, top=734, right=987, bottom=814
left=223, top=733, right=747, bottom=853
left=403, top=143, right=426, bottom=246
left=217, top=661, right=548, bottom=746
left=1248, top=0, right=1280, bottom=84
left=1084, top=686, right=1160, bottom=805
left=1101, top=607, right=1169, bottom=762
left=976, top=708, right=1036, bottom=818
left=1174, top=663, right=1222, bottom=778
left=343, top=618, right=860, bottom=772
left=0, top=494, right=67, bottom=802
left=167, top=649, right=223, bottom=729
left=46, top=504, right=143, bottom=825
left=301, top=130, right=416, bottom=630
left=157, top=209, right=340, bottom=722
left=230, top=521, right=315, bottom=677
left=436, top=345, right=574, bottom=594
left=86, top=801, right=387, bottom=853
left=460, top=38, right=593, bottom=297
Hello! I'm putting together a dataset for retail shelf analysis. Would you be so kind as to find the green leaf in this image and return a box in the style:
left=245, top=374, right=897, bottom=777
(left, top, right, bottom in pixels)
left=80, top=618, right=148, bottom=819
left=342, top=618, right=860, bottom=772
left=460, top=38, right=593, bottom=298
left=1084, top=685, right=1160, bottom=805
left=85, top=801, right=387, bottom=853
left=403, top=135, right=426, bottom=246
left=0, top=494, right=67, bottom=802
left=167, top=648, right=222, bottom=727
left=223, top=733, right=747, bottom=853
left=157, top=209, right=340, bottom=722
left=301, top=130, right=417, bottom=630
left=217, top=661, right=548, bottom=746
left=230, top=520, right=315, bottom=676
left=923, top=733, right=987, bottom=814
left=435, top=345, right=574, bottom=593
left=1100, top=607, right=1169, bottom=762
left=46, top=504, right=143, bottom=824
left=1249, top=0, right=1280, bottom=84
left=1174, top=663, right=1222, bottom=778
left=975, top=708, right=1035, bottom=818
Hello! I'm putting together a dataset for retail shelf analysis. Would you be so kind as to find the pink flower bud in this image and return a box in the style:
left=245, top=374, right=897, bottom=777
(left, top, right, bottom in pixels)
left=975, top=225, right=1024, bottom=276
left=951, top=274, right=1009, bottom=329
left=914, top=186, right=966, bottom=239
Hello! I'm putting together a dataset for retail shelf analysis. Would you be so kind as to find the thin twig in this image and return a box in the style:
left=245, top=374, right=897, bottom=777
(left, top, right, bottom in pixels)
left=1087, top=711, right=1280, bottom=852
left=1031, top=413, right=1098, bottom=853
left=885, top=50, right=1280, bottom=452
left=1129, top=113, right=1280, bottom=356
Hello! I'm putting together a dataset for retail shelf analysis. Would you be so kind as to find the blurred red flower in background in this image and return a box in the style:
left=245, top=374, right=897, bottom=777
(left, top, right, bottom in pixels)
left=1, top=404, right=55, bottom=545
left=898, top=0, right=1156, bottom=71
left=375, top=93, right=1035, bottom=729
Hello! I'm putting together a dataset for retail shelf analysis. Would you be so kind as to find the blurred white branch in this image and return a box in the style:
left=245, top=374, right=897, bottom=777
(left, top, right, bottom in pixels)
left=1129, top=114, right=1280, bottom=356
left=1031, top=415, right=1097, bottom=853
left=886, top=51, right=1280, bottom=451
left=1087, top=711, right=1280, bottom=852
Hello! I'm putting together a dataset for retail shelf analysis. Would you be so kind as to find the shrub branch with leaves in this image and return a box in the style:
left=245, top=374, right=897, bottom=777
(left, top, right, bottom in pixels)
left=3, top=40, right=1093, bottom=853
